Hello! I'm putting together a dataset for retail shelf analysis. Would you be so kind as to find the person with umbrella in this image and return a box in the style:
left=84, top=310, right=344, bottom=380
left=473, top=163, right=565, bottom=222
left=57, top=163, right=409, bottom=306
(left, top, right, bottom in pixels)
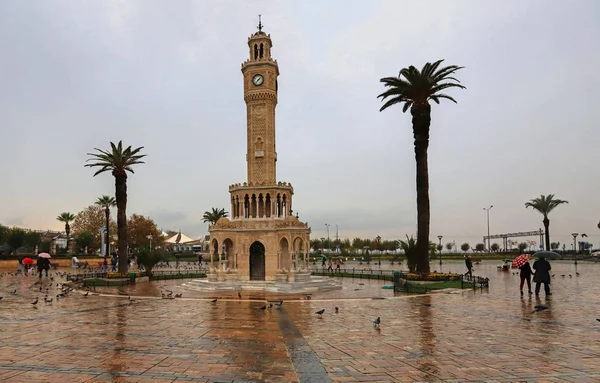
left=37, top=253, right=51, bottom=278
left=533, top=256, right=552, bottom=296
left=22, top=257, right=34, bottom=275
left=513, top=254, right=533, bottom=296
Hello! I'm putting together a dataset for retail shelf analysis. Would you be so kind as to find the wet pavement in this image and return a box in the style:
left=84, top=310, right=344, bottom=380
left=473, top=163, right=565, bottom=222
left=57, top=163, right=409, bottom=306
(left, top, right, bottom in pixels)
left=1, top=260, right=600, bottom=382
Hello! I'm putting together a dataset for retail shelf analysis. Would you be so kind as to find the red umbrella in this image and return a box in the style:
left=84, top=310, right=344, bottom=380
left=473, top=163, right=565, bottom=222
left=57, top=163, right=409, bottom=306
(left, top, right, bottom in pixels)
left=512, top=254, right=530, bottom=269
left=22, top=257, right=34, bottom=265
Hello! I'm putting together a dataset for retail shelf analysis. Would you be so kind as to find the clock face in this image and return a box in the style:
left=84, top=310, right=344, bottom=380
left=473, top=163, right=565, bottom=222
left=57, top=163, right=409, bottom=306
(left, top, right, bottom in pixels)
left=252, top=74, right=264, bottom=86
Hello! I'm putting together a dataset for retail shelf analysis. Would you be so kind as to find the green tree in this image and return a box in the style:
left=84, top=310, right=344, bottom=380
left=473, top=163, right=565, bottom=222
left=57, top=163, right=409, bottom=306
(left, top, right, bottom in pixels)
left=7, top=227, right=27, bottom=255
left=75, top=232, right=94, bottom=253
left=310, top=238, right=321, bottom=252
left=550, top=242, right=560, bottom=250
left=491, top=243, right=500, bottom=252
left=475, top=243, right=485, bottom=252
left=525, top=194, right=568, bottom=251
left=56, top=212, right=76, bottom=253
left=0, top=224, right=8, bottom=245
left=86, top=141, right=146, bottom=274
left=24, top=231, right=42, bottom=251
left=445, top=242, right=453, bottom=252
left=202, top=208, right=229, bottom=226
left=518, top=242, right=528, bottom=252
left=95, top=195, right=116, bottom=258
left=399, top=235, right=418, bottom=273
left=378, top=60, right=465, bottom=274
left=460, top=243, right=470, bottom=253
left=136, top=249, right=166, bottom=275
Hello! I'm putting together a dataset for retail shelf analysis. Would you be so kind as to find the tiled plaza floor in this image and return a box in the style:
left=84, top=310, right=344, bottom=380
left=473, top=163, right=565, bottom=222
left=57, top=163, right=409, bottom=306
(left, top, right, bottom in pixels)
left=1, top=261, right=600, bottom=382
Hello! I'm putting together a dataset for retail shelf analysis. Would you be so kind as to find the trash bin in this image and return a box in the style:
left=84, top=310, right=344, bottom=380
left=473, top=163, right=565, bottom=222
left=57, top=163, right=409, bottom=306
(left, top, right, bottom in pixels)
left=129, top=272, right=136, bottom=283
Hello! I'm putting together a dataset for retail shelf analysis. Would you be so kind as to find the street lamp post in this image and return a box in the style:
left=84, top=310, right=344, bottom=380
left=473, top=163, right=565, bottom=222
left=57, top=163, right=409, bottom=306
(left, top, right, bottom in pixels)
left=437, top=235, right=443, bottom=265
left=325, top=223, right=331, bottom=253
left=571, top=232, right=579, bottom=265
left=483, top=205, right=493, bottom=251
left=147, top=235, right=153, bottom=251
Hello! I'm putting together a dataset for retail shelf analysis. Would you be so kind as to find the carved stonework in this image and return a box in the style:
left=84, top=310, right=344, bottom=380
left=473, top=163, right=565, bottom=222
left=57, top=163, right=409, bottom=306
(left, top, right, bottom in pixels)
left=209, top=29, right=310, bottom=281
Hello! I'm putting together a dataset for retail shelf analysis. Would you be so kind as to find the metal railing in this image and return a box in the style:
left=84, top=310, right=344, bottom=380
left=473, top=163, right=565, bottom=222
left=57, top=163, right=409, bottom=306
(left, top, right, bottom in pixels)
left=311, top=268, right=396, bottom=281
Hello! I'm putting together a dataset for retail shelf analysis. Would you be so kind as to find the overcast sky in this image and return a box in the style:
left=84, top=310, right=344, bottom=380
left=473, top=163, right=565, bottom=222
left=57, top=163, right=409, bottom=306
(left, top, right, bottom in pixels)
left=1, top=0, right=599, bottom=248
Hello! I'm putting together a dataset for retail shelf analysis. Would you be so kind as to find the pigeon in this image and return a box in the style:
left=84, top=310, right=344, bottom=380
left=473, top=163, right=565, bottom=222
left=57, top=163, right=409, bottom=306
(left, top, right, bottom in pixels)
left=10, top=289, right=16, bottom=294
left=596, top=319, right=600, bottom=322
left=358, top=283, right=365, bottom=286
left=269, top=303, right=273, bottom=309
left=83, top=291, right=89, bottom=297
left=175, top=294, right=182, bottom=298
left=576, top=272, right=580, bottom=276
left=237, top=292, right=242, bottom=299
left=316, top=309, right=325, bottom=318
left=334, top=306, right=339, bottom=313
left=551, top=274, right=555, bottom=277
left=532, top=304, right=548, bottom=313
left=259, top=305, right=267, bottom=310
left=0, top=297, right=3, bottom=301
left=31, top=297, right=39, bottom=305
left=561, top=275, right=565, bottom=277
left=210, top=298, right=218, bottom=303
left=44, top=296, right=53, bottom=303
left=373, top=317, right=381, bottom=328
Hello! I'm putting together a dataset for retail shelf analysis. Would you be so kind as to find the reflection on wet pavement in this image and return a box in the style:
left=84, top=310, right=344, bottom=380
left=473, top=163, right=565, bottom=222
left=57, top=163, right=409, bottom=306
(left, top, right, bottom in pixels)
left=1, top=260, right=600, bottom=382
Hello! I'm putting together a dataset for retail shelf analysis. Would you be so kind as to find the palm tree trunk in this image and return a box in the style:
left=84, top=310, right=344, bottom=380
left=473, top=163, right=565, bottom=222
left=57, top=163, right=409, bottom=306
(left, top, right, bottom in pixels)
left=104, top=207, right=110, bottom=268
left=65, top=223, right=70, bottom=255
left=412, top=104, right=431, bottom=274
left=115, top=174, right=129, bottom=274
left=543, top=216, right=550, bottom=251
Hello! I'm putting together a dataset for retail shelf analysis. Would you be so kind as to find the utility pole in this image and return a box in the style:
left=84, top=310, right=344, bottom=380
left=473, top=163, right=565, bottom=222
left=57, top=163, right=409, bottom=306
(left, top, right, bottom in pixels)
left=483, top=205, right=493, bottom=251
left=325, top=223, right=331, bottom=252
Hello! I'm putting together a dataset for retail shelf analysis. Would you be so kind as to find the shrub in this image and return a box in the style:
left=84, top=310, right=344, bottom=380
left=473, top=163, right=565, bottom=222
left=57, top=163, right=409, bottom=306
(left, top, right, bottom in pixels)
left=137, top=249, right=167, bottom=275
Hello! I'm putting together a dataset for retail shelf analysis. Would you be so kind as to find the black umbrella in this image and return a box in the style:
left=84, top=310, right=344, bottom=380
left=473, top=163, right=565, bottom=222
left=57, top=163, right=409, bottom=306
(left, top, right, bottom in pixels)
left=533, top=251, right=562, bottom=260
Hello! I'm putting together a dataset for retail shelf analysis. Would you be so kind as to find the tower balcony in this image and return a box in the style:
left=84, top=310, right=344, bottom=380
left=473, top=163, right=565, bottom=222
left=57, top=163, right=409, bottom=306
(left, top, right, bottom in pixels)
left=228, top=182, right=296, bottom=221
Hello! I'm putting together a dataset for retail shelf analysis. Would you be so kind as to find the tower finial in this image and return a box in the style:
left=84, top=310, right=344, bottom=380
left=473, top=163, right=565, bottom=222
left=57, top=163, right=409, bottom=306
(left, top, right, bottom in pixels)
left=257, top=14, right=263, bottom=32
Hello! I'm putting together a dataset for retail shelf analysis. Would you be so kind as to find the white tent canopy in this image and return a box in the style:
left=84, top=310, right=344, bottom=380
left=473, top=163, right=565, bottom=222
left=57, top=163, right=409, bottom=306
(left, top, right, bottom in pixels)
left=164, top=232, right=196, bottom=244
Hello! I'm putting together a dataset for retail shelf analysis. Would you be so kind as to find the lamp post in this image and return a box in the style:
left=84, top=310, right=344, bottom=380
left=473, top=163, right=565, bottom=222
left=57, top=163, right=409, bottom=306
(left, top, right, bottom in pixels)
left=325, top=223, right=331, bottom=253
left=437, top=235, right=443, bottom=265
left=571, top=232, right=578, bottom=265
left=147, top=235, right=153, bottom=251
left=483, top=205, right=493, bottom=251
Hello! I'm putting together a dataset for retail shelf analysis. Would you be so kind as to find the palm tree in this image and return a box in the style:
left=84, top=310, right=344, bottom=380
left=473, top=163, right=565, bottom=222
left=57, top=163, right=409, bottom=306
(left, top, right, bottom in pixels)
left=525, top=194, right=568, bottom=252
left=378, top=60, right=465, bottom=274
left=95, top=195, right=116, bottom=266
left=56, top=212, right=75, bottom=253
left=399, top=235, right=418, bottom=273
left=202, top=208, right=229, bottom=226
left=85, top=141, right=146, bottom=274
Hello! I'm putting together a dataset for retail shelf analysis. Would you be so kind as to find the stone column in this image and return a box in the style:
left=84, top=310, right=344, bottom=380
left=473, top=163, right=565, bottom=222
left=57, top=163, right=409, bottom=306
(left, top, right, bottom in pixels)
left=210, top=251, right=214, bottom=271
left=50, top=239, right=56, bottom=255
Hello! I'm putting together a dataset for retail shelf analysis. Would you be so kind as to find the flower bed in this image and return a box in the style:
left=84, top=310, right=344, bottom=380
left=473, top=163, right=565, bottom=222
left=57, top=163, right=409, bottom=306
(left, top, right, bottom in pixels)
left=403, top=272, right=462, bottom=281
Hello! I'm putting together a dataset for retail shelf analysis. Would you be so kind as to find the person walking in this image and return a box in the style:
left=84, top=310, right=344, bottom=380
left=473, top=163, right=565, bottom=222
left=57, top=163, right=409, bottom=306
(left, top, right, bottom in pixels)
left=327, top=258, right=333, bottom=272
left=37, top=255, right=50, bottom=279
left=533, top=257, right=551, bottom=296
left=519, top=260, right=534, bottom=296
left=464, top=255, right=473, bottom=278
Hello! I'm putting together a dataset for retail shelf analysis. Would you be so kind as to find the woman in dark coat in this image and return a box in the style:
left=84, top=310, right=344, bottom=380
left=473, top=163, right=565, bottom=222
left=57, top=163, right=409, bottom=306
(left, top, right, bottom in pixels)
left=519, top=261, right=534, bottom=295
left=532, top=257, right=551, bottom=296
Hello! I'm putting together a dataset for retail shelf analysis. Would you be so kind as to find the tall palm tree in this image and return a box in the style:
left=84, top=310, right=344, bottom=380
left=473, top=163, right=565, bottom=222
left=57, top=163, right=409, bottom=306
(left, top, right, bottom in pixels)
left=85, top=141, right=146, bottom=273
left=95, top=195, right=116, bottom=266
left=202, top=208, right=229, bottom=226
left=378, top=59, right=465, bottom=274
left=525, top=194, right=568, bottom=252
left=56, top=212, right=75, bottom=254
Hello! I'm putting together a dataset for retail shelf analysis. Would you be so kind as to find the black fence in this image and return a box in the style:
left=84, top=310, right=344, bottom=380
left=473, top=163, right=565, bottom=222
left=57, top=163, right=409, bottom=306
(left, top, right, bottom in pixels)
left=311, top=268, right=395, bottom=281
left=71, top=268, right=208, bottom=286
left=393, top=271, right=490, bottom=294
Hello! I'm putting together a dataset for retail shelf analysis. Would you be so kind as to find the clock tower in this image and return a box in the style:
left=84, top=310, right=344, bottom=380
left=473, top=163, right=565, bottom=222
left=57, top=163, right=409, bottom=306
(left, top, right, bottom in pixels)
left=241, top=23, right=279, bottom=185
left=207, top=20, right=311, bottom=284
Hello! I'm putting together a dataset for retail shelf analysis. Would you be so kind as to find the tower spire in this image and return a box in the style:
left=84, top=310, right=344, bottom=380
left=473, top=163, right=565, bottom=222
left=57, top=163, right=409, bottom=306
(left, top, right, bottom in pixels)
left=257, top=14, right=263, bottom=32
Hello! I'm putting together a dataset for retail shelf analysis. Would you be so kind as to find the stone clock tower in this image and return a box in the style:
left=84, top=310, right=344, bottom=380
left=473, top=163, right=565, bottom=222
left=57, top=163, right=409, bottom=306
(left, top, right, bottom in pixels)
left=207, top=22, right=311, bottom=283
